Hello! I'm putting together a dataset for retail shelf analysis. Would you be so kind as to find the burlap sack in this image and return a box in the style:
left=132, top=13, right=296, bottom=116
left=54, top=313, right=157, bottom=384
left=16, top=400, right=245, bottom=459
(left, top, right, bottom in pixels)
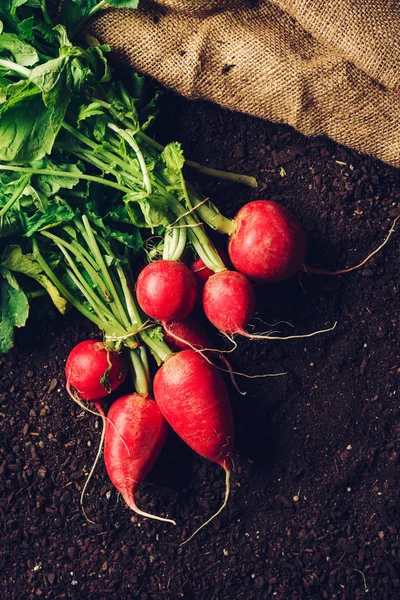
left=86, top=0, right=400, bottom=167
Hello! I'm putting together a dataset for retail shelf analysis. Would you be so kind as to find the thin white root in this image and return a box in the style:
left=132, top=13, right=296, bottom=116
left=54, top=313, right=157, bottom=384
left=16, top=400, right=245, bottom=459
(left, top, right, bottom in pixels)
left=129, top=498, right=176, bottom=526
left=180, top=466, right=230, bottom=546
left=253, top=317, right=295, bottom=328
left=227, top=369, right=287, bottom=379
left=66, top=382, right=130, bottom=455
left=305, top=214, right=399, bottom=276
left=80, top=417, right=106, bottom=525
left=242, top=321, right=337, bottom=341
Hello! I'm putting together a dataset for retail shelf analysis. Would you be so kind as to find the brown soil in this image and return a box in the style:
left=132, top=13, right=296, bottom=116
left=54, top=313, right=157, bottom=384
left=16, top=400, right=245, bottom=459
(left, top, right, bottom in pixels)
left=1, top=92, right=400, bottom=600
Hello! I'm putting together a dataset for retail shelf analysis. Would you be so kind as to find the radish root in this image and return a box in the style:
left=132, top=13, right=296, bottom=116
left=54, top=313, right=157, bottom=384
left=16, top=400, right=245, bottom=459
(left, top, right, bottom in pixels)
left=305, top=215, right=399, bottom=276
left=80, top=420, right=106, bottom=524
left=180, top=465, right=230, bottom=546
left=239, top=321, right=337, bottom=341
left=125, top=496, right=177, bottom=526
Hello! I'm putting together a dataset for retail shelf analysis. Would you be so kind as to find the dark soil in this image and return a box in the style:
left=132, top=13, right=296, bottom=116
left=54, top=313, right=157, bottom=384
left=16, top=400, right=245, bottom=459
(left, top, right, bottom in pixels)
left=1, top=93, right=400, bottom=600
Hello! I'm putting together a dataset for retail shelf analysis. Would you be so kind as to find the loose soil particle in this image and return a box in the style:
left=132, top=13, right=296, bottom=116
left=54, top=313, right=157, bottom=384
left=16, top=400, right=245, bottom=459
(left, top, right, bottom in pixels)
left=1, top=92, right=400, bottom=600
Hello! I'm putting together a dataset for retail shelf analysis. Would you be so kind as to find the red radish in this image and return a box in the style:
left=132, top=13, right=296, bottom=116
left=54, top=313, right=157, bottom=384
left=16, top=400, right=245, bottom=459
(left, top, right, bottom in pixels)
left=228, top=200, right=307, bottom=283
left=65, top=339, right=127, bottom=408
left=136, top=260, right=197, bottom=322
left=163, top=318, right=212, bottom=352
left=203, top=270, right=255, bottom=335
left=154, top=349, right=234, bottom=543
left=163, top=318, right=244, bottom=394
left=104, top=393, right=175, bottom=525
left=65, top=340, right=127, bottom=524
left=190, top=248, right=229, bottom=290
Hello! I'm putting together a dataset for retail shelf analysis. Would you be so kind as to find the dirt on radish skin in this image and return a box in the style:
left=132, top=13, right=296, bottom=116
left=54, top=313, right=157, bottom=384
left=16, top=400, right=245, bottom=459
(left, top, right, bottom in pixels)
left=104, top=393, right=175, bottom=524
left=228, top=200, right=307, bottom=283
left=136, top=260, right=198, bottom=322
left=203, top=270, right=255, bottom=335
left=65, top=339, right=127, bottom=403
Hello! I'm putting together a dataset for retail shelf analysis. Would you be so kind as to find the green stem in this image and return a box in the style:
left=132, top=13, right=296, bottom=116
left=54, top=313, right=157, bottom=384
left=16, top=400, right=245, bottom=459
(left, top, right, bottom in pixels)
left=0, top=164, right=132, bottom=195
left=81, top=216, right=130, bottom=329
left=128, top=349, right=149, bottom=397
left=188, top=187, right=236, bottom=235
left=108, top=123, right=152, bottom=194
left=40, top=230, right=120, bottom=318
left=0, top=58, right=30, bottom=78
left=26, top=289, right=48, bottom=300
left=70, top=0, right=107, bottom=38
left=62, top=123, right=144, bottom=183
left=59, top=246, right=119, bottom=326
left=115, top=262, right=172, bottom=364
left=32, top=238, right=106, bottom=330
left=0, top=174, right=31, bottom=219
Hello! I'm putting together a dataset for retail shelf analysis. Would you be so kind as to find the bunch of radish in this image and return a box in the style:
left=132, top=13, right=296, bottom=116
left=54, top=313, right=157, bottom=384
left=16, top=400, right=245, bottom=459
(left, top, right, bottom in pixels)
left=61, top=188, right=399, bottom=542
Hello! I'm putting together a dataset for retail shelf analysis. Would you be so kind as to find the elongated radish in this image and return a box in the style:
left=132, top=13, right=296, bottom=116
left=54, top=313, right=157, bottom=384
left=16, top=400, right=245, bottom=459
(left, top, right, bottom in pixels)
left=228, top=201, right=307, bottom=283
left=136, top=260, right=197, bottom=322
left=153, top=349, right=234, bottom=542
left=65, top=339, right=127, bottom=405
left=203, top=270, right=255, bottom=335
left=104, top=393, right=176, bottom=525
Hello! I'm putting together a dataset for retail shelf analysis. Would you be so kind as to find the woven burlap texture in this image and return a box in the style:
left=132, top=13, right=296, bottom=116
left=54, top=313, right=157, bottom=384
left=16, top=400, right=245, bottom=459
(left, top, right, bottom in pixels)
left=88, top=0, right=400, bottom=167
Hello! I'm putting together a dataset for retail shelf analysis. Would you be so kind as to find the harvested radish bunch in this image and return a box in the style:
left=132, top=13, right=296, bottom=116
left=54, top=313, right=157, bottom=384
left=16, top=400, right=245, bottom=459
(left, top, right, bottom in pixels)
left=203, top=270, right=255, bottom=336
left=104, top=393, right=175, bottom=524
left=136, top=260, right=197, bottom=322
left=65, top=340, right=127, bottom=409
left=154, top=349, right=234, bottom=542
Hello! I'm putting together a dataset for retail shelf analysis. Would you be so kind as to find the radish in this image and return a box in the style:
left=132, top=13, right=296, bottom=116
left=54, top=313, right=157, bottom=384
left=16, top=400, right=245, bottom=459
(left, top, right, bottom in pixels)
left=65, top=339, right=127, bottom=408
left=227, top=201, right=307, bottom=283
left=190, top=248, right=229, bottom=290
left=153, top=349, right=234, bottom=543
left=104, top=393, right=176, bottom=524
left=203, top=270, right=255, bottom=336
left=64, top=340, right=127, bottom=523
left=136, top=260, right=197, bottom=322
left=202, top=270, right=335, bottom=341
left=162, top=318, right=212, bottom=352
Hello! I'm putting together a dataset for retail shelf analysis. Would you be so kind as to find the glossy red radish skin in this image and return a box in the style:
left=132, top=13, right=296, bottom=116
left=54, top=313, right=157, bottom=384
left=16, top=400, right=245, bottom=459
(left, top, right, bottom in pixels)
left=65, top=339, right=127, bottom=402
left=163, top=318, right=212, bottom=352
left=104, top=393, right=175, bottom=524
left=228, top=200, right=307, bottom=283
left=190, top=249, right=229, bottom=290
left=136, top=260, right=197, bottom=322
left=154, top=350, right=234, bottom=467
left=203, top=270, right=255, bottom=335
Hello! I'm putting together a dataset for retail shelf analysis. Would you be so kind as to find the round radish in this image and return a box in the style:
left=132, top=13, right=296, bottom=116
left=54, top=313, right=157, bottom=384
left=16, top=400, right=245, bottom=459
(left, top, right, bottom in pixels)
left=104, top=393, right=175, bottom=525
left=228, top=200, right=307, bottom=283
left=136, top=260, right=197, bottom=322
left=203, top=270, right=255, bottom=335
left=65, top=339, right=127, bottom=403
left=190, top=248, right=229, bottom=290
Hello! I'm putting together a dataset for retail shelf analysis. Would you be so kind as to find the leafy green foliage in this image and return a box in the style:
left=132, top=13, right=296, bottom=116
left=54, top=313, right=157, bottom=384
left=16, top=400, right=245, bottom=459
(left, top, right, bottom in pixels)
left=0, top=266, right=29, bottom=352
